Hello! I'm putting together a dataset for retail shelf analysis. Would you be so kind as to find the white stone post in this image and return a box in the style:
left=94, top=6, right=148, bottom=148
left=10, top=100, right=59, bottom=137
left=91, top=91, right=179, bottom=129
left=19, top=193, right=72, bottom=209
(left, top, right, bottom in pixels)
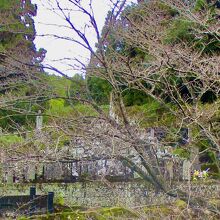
left=36, top=110, right=43, bottom=130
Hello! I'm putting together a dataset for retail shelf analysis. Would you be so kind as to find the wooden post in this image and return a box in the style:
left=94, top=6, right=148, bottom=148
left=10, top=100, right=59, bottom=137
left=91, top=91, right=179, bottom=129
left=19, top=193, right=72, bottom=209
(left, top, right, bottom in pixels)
left=47, top=192, right=54, bottom=213
left=30, top=187, right=36, bottom=215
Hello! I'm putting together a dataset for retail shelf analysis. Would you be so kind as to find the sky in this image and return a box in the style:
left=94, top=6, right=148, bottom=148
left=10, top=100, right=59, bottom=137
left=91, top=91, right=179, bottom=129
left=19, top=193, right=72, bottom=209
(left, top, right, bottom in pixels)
left=32, top=0, right=137, bottom=76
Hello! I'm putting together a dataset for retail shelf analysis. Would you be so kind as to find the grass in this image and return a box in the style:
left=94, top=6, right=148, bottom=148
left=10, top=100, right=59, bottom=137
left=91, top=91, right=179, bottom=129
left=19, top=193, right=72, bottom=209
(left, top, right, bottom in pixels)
left=18, top=206, right=139, bottom=220
left=0, top=134, right=23, bottom=147
left=18, top=200, right=220, bottom=220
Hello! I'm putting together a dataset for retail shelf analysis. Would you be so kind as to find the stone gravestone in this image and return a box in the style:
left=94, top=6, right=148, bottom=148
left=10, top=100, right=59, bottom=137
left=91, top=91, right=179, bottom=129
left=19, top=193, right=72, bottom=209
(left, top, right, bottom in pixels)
left=44, top=162, right=63, bottom=181
left=182, top=160, right=191, bottom=181
left=109, top=92, right=120, bottom=123
left=6, top=171, right=14, bottom=183
left=36, top=110, right=43, bottom=130
left=165, top=159, right=174, bottom=182
left=27, top=165, right=36, bottom=181
left=179, top=128, right=189, bottom=145
left=72, top=162, right=79, bottom=179
left=38, top=163, right=44, bottom=176
left=22, top=166, right=29, bottom=182
left=190, top=147, right=201, bottom=171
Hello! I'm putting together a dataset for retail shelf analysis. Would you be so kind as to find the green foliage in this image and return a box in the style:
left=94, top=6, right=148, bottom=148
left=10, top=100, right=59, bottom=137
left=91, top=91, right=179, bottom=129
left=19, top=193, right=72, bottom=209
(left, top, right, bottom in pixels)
left=194, top=0, right=208, bottom=11
left=46, top=99, right=99, bottom=118
left=123, top=89, right=149, bottom=106
left=127, top=100, right=175, bottom=127
left=201, top=163, right=220, bottom=177
left=45, top=74, right=71, bottom=97
left=175, top=199, right=187, bottom=209
left=157, top=2, right=179, bottom=16
left=98, top=207, right=138, bottom=219
left=54, top=193, right=65, bottom=206
left=0, top=106, right=36, bottom=130
left=0, top=0, right=46, bottom=132
left=164, top=4, right=219, bottom=54
left=47, top=99, right=72, bottom=116
left=87, top=76, right=112, bottom=104
left=0, top=81, right=47, bottom=129
left=172, top=148, right=190, bottom=159
left=69, top=74, right=87, bottom=103
left=128, top=101, right=160, bottom=122
left=0, top=0, right=20, bottom=9
left=144, top=205, right=173, bottom=216
left=0, top=134, right=23, bottom=146
left=0, top=0, right=36, bottom=50
left=0, top=44, right=5, bottom=52
left=73, top=104, right=98, bottom=117
left=194, top=33, right=220, bottom=54
left=165, top=18, right=195, bottom=43
left=28, top=206, right=138, bottom=220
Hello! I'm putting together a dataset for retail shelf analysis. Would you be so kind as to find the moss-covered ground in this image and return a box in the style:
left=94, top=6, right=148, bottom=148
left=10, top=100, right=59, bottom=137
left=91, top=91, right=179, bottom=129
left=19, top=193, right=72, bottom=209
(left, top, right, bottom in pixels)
left=17, top=199, right=220, bottom=220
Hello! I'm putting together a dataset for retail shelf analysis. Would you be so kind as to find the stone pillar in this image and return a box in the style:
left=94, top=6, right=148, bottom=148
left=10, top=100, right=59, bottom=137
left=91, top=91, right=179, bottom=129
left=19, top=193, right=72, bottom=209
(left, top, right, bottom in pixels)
left=190, top=147, right=200, bottom=171
left=109, top=92, right=119, bottom=123
left=7, top=171, right=14, bottom=184
left=36, top=110, right=43, bottom=130
left=28, top=165, right=36, bottom=181
left=22, top=166, right=29, bottom=182
left=182, top=160, right=191, bottom=180
left=165, top=159, right=174, bottom=180
left=109, top=91, right=127, bottom=124
left=150, top=128, right=155, bottom=139
left=45, top=162, right=63, bottom=181
left=36, top=163, right=44, bottom=177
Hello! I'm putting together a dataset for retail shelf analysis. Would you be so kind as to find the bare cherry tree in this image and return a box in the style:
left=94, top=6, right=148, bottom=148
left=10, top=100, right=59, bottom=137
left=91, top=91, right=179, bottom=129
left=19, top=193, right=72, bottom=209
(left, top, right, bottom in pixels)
left=2, top=0, right=219, bottom=215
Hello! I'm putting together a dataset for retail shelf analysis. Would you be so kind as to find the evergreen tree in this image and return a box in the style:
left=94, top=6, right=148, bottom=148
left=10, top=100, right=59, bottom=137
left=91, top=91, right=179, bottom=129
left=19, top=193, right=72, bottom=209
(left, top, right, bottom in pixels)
left=0, top=0, right=45, bottom=91
left=0, top=0, right=46, bottom=130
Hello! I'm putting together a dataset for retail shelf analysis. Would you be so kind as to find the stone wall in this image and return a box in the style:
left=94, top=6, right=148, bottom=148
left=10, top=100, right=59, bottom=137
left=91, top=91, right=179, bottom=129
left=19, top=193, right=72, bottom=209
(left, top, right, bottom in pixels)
left=0, top=181, right=219, bottom=207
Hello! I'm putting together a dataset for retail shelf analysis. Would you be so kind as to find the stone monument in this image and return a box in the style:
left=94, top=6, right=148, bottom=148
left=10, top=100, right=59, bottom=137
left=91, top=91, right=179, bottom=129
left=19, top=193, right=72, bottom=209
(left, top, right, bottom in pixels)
left=190, top=147, right=201, bottom=171
left=36, top=110, right=43, bottom=130
left=182, top=159, right=191, bottom=180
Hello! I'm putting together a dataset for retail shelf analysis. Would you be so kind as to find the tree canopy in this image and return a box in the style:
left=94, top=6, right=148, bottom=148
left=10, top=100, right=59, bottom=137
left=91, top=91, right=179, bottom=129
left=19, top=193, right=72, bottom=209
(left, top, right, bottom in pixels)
left=0, top=0, right=47, bottom=129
